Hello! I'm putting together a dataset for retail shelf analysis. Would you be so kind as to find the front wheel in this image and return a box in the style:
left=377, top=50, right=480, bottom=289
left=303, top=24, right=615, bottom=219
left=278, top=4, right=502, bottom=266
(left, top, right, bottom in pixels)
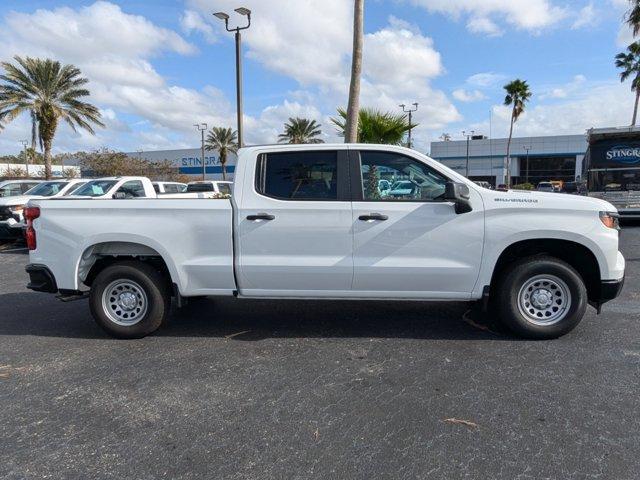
left=89, top=261, right=170, bottom=339
left=495, top=256, right=588, bottom=339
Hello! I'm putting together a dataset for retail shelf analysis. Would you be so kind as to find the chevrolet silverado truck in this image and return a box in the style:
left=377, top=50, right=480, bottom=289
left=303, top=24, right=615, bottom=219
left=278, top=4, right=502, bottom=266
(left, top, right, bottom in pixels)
left=24, top=144, right=625, bottom=339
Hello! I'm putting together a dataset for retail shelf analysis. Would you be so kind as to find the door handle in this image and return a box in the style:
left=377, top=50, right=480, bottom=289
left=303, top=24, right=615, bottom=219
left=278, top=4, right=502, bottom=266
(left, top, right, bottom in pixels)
left=246, top=213, right=275, bottom=221
left=358, top=213, right=388, bottom=221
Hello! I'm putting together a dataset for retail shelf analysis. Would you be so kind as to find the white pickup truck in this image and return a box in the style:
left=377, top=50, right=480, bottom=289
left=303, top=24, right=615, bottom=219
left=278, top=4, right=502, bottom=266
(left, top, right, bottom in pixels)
left=25, top=144, right=625, bottom=339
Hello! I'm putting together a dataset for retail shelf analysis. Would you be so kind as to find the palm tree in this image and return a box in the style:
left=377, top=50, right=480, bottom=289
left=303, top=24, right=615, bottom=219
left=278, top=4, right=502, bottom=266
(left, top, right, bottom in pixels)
left=616, top=42, right=640, bottom=126
left=278, top=117, right=324, bottom=144
left=331, top=108, right=416, bottom=145
left=205, top=127, right=237, bottom=180
left=503, top=79, right=532, bottom=188
left=344, top=0, right=364, bottom=143
left=0, top=56, right=103, bottom=179
left=627, top=1, right=640, bottom=36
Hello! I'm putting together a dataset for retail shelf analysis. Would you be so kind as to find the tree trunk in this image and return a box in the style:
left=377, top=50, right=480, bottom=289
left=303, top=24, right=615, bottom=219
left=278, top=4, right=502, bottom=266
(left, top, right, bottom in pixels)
left=221, top=150, right=227, bottom=181
left=633, top=88, right=640, bottom=126
left=505, top=106, right=516, bottom=188
left=43, top=138, right=52, bottom=180
left=344, top=0, right=364, bottom=143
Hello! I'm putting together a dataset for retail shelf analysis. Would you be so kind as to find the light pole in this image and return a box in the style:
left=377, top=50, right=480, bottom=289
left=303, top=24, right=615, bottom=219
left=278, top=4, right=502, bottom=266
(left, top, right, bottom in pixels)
left=194, top=123, right=207, bottom=180
left=462, top=130, right=475, bottom=178
left=20, top=140, right=29, bottom=177
left=399, top=102, right=418, bottom=148
left=523, top=145, right=531, bottom=184
left=214, top=7, right=251, bottom=148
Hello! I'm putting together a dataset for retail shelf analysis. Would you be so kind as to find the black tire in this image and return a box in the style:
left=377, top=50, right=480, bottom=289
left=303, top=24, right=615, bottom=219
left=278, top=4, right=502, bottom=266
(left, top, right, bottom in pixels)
left=494, top=256, right=588, bottom=339
left=89, top=261, right=170, bottom=339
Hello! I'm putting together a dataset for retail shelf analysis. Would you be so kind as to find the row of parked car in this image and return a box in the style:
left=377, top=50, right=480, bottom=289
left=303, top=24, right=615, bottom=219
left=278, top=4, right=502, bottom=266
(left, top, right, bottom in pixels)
left=0, top=176, right=233, bottom=240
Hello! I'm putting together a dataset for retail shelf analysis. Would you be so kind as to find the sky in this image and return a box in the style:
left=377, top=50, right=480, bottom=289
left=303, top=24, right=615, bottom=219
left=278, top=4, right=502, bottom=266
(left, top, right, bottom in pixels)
left=0, top=0, right=637, bottom=155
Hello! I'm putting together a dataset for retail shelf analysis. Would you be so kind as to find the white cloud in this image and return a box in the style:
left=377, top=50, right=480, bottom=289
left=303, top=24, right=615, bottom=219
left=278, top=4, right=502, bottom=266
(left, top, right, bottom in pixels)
left=180, top=10, right=217, bottom=44
left=467, top=17, right=503, bottom=37
left=572, top=3, right=598, bottom=29
left=453, top=89, right=487, bottom=102
left=471, top=81, right=636, bottom=138
left=0, top=1, right=237, bottom=154
left=539, top=74, right=587, bottom=100
left=409, top=0, right=566, bottom=34
left=186, top=3, right=460, bottom=149
left=466, top=72, right=507, bottom=88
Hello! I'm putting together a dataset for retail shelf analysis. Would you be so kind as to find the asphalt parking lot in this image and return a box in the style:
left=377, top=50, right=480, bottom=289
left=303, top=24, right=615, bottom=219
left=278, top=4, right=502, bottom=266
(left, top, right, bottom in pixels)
left=1, top=229, right=639, bottom=480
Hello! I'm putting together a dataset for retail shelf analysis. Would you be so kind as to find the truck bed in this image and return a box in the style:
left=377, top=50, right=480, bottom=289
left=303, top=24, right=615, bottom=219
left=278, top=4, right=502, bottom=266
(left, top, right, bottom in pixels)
left=28, top=198, right=236, bottom=296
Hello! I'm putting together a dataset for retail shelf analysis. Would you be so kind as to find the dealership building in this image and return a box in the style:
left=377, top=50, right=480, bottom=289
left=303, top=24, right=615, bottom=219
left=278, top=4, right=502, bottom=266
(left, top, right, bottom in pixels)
left=430, top=134, right=588, bottom=187
left=130, top=148, right=237, bottom=180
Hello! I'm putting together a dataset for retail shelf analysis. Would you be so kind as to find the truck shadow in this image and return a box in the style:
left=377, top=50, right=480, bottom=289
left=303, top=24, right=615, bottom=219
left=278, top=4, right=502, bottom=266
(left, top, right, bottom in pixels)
left=0, top=292, right=513, bottom=341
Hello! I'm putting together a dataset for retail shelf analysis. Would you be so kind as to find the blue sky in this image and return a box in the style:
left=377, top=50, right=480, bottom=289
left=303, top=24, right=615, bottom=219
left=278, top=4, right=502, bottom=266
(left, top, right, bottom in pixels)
left=0, top=0, right=636, bottom=155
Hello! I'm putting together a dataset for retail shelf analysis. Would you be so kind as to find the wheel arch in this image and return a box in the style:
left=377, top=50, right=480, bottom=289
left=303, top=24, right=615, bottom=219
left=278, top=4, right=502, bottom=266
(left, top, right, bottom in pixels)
left=489, top=238, right=601, bottom=303
left=77, top=241, right=177, bottom=293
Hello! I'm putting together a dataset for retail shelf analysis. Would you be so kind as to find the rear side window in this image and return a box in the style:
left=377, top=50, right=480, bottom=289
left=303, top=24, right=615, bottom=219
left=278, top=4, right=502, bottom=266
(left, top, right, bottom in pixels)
left=218, top=183, right=232, bottom=195
left=187, top=183, right=214, bottom=192
left=256, top=151, right=338, bottom=200
left=117, top=180, right=145, bottom=198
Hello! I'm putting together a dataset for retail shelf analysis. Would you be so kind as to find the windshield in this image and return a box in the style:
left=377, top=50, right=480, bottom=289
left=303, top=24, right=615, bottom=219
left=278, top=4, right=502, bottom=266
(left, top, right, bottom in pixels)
left=24, top=181, right=69, bottom=197
left=72, top=180, right=118, bottom=197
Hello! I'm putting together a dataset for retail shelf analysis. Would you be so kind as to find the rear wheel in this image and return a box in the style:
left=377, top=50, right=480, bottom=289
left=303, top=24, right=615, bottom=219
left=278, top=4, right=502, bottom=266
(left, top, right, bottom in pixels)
left=495, top=256, right=588, bottom=339
left=89, top=261, right=170, bottom=338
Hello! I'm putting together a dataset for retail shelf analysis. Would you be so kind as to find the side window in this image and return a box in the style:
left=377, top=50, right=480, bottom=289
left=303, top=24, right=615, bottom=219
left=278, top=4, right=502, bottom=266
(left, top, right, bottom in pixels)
left=117, top=180, right=145, bottom=198
left=218, top=183, right=232, bottom=195
left=22, top=183, right=39, bottom=193
left=256, top=151, right=338, bottom=200
left=153, top=184, right=161, bottom=193
left=359, top=151, right=448, bottom=201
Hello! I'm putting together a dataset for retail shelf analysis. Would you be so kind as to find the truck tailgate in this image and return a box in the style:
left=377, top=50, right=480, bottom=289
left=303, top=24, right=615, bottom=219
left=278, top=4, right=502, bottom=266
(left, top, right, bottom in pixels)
left=28, top=198, right=236, bottom=296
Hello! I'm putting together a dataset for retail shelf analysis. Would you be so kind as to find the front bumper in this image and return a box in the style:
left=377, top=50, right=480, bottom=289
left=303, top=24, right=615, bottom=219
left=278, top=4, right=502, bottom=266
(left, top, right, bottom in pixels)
left=25, top=264, right=58, bottom=293
left=598, top=277, right=625, bottom=304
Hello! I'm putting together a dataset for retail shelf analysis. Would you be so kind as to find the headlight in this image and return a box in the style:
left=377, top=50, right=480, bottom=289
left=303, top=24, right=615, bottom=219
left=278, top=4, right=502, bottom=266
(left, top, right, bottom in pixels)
left=599, top=211, right=620, bottom=230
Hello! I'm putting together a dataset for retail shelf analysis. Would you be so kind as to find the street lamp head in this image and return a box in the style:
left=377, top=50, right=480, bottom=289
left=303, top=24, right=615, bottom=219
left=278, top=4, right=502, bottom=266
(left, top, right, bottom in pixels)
left=234, top=7, right=251, bottom=16
left=213, top=12, right=229, bottom=21
left=399, top=104, right=405, bottom=109
left=413, top=102, right=418, bottom=107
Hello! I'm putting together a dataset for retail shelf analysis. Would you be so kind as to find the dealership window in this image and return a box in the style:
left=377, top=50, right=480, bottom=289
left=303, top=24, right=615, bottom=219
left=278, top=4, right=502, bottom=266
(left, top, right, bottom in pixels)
left=359, top=151, right=448, bottom=201
left=256, top=151, right=338, bottom=200
left=589, top=168, right=640, bottom=191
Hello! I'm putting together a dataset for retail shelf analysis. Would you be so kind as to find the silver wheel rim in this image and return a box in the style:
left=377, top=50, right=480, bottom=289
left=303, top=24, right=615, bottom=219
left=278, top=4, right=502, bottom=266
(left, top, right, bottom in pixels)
left=101, top=280, right=148, bottom=326
left=517, top=274, right=572, bottom=326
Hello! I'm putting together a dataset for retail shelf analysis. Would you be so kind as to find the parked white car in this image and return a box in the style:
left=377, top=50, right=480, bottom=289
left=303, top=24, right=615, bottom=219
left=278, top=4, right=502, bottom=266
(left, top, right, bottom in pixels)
left=67, top=177, right=156, bottom=199
left=152, top=181, right=187, bottom=194
left=0, top=179, right=87, bottom=240
left=25, top=144, right=625, bottom=340
left=0, top=179, right=42, bottom=198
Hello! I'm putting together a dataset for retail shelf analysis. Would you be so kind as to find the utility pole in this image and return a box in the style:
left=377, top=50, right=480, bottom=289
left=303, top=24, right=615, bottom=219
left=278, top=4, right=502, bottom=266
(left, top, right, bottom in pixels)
left=194, top=123, right=207, bottom=180
left=523, top=145, right=531, bottom=184
left=400, top=103, right=418, bottom=148
left=214, top=7, right=251, bottom=148
left=20, top=140, right=29, bottom=177
left=462, top=130, right=475, bottom=178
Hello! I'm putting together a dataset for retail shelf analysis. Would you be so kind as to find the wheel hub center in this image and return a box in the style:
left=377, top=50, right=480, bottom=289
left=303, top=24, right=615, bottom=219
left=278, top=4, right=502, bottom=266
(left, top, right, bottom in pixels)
left=118, top=292, right=137, bottom=310
left=531, top=289, right=553, bottom=309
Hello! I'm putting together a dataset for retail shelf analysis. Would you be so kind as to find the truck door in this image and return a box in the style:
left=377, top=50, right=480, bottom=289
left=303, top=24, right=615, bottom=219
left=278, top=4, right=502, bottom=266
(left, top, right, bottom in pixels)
left=237, top=149, right=353, bottom=296
left=350, top=149, right=484, bottom=299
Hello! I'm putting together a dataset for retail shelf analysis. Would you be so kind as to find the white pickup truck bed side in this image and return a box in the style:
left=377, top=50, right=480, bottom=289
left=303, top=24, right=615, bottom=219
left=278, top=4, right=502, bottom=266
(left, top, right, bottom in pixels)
left=28, top=199, right=235, bottom=296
